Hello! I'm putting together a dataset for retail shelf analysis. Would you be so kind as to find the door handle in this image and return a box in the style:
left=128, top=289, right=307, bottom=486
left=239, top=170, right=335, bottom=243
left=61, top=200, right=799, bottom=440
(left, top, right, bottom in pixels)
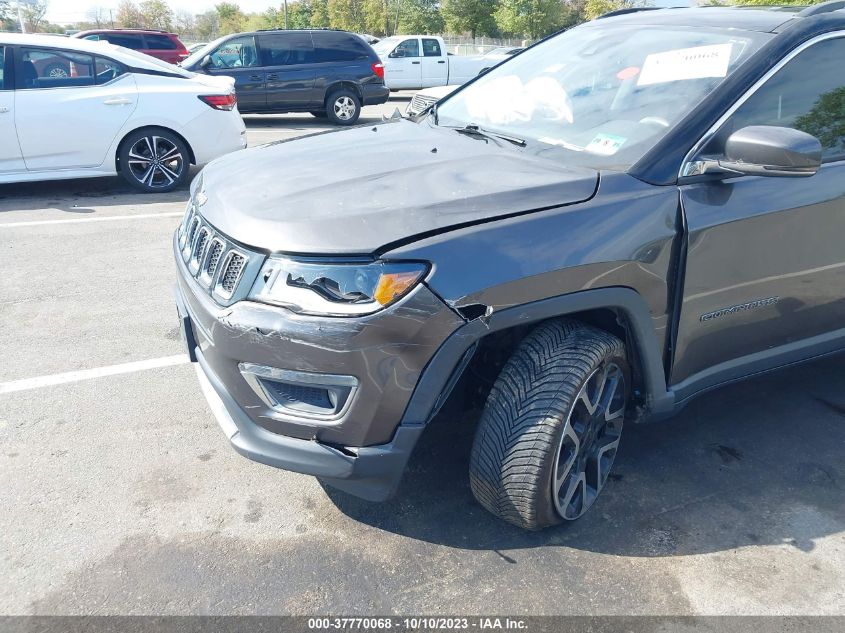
left=0, top=107, right=8, bottom=113
left=266, top=73, right=278, bottom=80
left=437, top=61, right=445, bottom=64
left=103, top=97, right=132, bottom=106
left=250, top=74, right=262, bottom=81
left=412, top=61, right=420, bottom=65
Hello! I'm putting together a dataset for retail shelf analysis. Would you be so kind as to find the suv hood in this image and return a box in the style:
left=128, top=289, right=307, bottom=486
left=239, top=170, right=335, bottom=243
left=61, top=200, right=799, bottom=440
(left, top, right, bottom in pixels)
left=198, top=118, right=598, bottom=255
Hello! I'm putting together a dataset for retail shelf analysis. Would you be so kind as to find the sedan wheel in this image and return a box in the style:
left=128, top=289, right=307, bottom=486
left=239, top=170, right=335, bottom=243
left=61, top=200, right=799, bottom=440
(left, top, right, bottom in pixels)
left=119, top=131, right=189, bottom=193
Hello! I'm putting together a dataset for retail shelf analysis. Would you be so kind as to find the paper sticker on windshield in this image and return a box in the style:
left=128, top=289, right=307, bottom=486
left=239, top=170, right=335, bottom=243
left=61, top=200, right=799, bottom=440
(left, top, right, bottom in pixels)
left=585, top=133, right=626, bottom=156
left=637, top=43, right=732, bottom=86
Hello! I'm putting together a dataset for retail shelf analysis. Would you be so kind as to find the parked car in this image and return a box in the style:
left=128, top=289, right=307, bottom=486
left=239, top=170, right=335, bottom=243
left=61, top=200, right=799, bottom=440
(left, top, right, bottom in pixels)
left=174, top=2, right=845, bottom=530
left=73, top=29, right=190, bottom=65
left=405, top=84, right=458, bottom=116
left=373, top=35, right=490, bottom=90
left=0, top=34, right=246, bottom=192
left=483, top=46, right=524, bottom=57
left=181, top=29, right=388, bottom=125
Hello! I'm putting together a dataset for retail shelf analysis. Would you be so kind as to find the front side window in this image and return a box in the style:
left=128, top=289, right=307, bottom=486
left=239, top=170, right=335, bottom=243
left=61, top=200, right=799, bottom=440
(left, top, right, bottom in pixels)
left=703, top=37, right=845, bottom=163
left=393, top=39, right=420, bottom=58
left=422, top=38, right=441, bottom=57
left=18, top=48, right=96, bottom=89
left=209, top=36, right=259, bottom=69
left=260, top=33, right=314, bottom=66
left=436, top=24, right=769, bottom=170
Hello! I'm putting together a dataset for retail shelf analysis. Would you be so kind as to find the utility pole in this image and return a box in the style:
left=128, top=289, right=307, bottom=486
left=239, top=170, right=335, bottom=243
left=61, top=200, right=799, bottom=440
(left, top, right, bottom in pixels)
left=17, top=1, right=26, bottom=33
left=110, top=9, right=114, bottom=28
left=283, top=0, right=288, bottom=29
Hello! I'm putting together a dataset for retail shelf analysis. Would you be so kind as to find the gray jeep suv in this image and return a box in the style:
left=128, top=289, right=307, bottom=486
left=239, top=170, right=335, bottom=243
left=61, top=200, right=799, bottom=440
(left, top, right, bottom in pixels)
left=175, top=3, right=845, bottom=530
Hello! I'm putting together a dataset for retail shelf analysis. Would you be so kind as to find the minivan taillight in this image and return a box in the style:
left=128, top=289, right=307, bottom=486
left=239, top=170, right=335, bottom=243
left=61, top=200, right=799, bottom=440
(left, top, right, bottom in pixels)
left=371, top=62, right=384, bottom=80
left=199, top=94, right=237, bottom=111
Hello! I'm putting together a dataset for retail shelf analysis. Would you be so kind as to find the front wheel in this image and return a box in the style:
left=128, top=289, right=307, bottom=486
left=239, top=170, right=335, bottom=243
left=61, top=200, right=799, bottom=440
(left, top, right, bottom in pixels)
left=118, top=129, right=190, bottom=193
left=469, top=320, right=629, bottom=530
left=325, top=89, right=361, bottom=126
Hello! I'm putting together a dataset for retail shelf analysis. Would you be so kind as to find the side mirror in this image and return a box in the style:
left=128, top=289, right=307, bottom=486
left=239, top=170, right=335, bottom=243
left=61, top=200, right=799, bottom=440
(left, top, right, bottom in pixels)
left=691, top=125, right=822, bottom=178
left=200, top=54, right=212, bottom=69
left=389, top=50, right=403, bottom=58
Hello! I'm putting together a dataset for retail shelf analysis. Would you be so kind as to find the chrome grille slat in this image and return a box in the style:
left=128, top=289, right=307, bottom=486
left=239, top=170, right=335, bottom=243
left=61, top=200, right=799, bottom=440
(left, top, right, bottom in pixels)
left=179, top=214, right=256, bottom=305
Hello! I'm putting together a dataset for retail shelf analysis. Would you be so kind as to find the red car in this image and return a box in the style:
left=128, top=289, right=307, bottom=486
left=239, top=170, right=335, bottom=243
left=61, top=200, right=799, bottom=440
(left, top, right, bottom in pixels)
left=72, top=29, right=189, bottom=65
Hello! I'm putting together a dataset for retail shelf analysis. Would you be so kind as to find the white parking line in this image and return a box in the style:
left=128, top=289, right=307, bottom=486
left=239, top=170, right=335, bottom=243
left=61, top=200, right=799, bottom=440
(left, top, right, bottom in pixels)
left=0, top=211, right=184, bottom=229
left=0, top=354, right=190, bottom=395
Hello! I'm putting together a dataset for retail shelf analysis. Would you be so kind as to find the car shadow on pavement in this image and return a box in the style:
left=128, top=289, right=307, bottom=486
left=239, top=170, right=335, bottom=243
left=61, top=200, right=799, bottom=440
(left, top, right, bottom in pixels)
left=325, top=353, right=845, bottom=557
left=0, top=172, right=195, bottom=214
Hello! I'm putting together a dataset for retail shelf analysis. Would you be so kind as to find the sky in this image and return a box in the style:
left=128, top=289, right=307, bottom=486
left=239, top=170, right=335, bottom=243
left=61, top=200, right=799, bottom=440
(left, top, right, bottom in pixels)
left=44, top=0, right=691, bottom=27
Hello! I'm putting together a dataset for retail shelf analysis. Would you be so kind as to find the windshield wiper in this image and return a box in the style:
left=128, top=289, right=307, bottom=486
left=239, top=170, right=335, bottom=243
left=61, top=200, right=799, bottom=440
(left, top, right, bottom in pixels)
left=451, top=123, right=526, bottom=147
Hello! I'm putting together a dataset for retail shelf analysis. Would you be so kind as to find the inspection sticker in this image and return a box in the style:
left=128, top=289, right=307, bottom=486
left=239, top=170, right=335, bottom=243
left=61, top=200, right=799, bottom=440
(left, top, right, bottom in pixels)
left=585, top=133, right=626, bottom=156
left=637, top=43, right=733, bottom=86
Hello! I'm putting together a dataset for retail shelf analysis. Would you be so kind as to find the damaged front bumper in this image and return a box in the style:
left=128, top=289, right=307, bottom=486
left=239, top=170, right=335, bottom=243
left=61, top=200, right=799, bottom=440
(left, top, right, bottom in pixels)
left=174, top=232, right=464, bottom=500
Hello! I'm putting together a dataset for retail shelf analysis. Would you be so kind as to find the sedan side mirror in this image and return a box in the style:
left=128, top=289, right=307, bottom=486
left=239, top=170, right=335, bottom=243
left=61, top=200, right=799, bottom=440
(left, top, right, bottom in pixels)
left=694, top=125, right=822, bottom=178
left=200, top=54, right=212, bottom=69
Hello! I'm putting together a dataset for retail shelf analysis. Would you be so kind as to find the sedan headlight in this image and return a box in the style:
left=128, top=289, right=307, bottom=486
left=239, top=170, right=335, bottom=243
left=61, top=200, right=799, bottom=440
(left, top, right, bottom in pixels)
left=249, top=258, right=428, bottom=316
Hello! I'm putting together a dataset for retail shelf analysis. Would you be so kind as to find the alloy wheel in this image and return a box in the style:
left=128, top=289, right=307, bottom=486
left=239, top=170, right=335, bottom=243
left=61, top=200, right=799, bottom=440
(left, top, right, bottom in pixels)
left=126, top=136, right=184, bottom=189
left=552, top=362, right=626, bottom=520
left=333, top=96, right=356, bottom=121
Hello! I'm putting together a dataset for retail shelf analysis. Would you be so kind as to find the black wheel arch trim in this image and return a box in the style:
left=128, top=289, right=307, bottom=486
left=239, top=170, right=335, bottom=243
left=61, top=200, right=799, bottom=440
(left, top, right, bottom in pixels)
left=398, top=287, right=675, bottom=430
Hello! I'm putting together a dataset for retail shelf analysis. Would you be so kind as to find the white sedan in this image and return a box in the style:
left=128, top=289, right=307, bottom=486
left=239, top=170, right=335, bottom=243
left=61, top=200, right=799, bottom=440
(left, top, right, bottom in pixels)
left=0, top=34, right=246, bottom=192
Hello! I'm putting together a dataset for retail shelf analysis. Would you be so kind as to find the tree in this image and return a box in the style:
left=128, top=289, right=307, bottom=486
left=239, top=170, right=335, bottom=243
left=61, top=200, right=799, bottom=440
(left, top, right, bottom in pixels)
left=215, top=2, right=246, bottom=34
left=287, top=0, right=314, bottom=29
left=174, top=9, right=195, bottom=37
left=398, top=0, right=443, bottom=34
left=87, top=6, right=110, bottom=28
left=327, top=0, right=365, bottom=32
left=362, top=0, right=389, bottom=35
left=795, top=87, right=845, bottom=155
left=0, top=0, right=15, bottom=31
left=583, top=0, right=630, bottom=20
left=22, top=0, right=49, bottom=33
left=495, top=0, right=564, bottom=39
left=116, top=0, right=145, bottom=28
left=441, top=0, right=498, bottom=38
left=311, top=0, right=330, bottom=27
left=139, top=0, right=174, bottom=30
left=195, top=9, right=220, bottom=39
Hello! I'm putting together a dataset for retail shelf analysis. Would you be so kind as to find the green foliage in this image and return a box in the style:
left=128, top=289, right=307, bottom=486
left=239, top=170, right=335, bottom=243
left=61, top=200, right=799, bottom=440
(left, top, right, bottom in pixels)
left=194, top=10, right=220, bottom=39
left=116, top=1, right=147, bottom=29
left=732, top=0, right=824, bottom=4
left=399, top=0, right=444, bottom=34
left=310, top=0, right=331, bottom=27
left=215, top=1, right=247, bottom=34
left=494, top=0, right=565, bottom=39
left=441, top=0, right=498, bottom=37
left=139, top=0, right=174, bottom=30
left=794, top=87, right=845, bottom=154
left=583, top=0, right=631, bottom=20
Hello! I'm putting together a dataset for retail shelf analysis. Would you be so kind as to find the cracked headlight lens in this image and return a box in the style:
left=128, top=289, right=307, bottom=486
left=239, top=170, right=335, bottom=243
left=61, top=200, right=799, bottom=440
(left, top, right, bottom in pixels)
left=249, top=258, right=428, bottom=316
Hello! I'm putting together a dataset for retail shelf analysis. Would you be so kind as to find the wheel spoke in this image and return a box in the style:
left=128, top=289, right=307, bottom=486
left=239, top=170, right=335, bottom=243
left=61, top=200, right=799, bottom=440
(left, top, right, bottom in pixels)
left=158, top=164, right=177, bottom=184
left=158, top=145, right=179, bottom=160
left=143, top=136, right=155, bottom=158
left=586, top=435, right=620, bottom=490
left=554, top=423, right=580, bottom=494
left=138, top=164, right=154, bottom=185
left=561, top=471, right=586, bottom=519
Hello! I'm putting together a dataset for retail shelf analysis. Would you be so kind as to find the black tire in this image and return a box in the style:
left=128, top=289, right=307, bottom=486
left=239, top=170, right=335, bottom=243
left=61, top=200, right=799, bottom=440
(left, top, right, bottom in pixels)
left=325, top=89, right=361, bottom=126
left=310, top=111, right=328, bottom=118
left=118, top=129, right=190, bottom=193
left=469, top=320, right=629, bottom=530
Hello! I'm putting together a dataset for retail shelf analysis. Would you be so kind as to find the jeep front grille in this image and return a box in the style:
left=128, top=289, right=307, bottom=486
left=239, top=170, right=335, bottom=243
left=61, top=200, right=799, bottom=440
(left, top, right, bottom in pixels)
left=178, top=204, right=261, bottom=306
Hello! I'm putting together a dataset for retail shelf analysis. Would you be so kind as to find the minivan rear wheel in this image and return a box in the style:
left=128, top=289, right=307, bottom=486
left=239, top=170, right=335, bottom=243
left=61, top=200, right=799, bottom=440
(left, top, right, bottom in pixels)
left=469, top=320, right=629, bottom=530
left=118, top=129, right=190, bottom=193
left=326, top=89, right=361, bottom=126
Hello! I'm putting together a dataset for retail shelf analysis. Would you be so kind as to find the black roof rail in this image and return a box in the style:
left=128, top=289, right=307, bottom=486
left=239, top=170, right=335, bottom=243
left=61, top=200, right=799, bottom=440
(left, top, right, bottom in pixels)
left=596, top=7, right=663, bottom=19
left=797, top=0, right=845, bottom=16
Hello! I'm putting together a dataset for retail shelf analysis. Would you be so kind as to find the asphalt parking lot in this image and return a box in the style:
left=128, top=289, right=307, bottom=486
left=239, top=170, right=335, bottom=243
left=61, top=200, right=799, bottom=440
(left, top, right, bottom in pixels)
left=1, top=92, right=844, bottom=616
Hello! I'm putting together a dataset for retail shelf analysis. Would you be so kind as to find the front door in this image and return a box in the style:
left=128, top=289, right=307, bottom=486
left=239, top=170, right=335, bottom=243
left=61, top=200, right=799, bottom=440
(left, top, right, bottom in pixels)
left=205, top=35, right=265, bottom=112
left=672, top=35, right=845, bottom=391
left=14, top=47, right=137, bottom=170
left=0, top=46, right=25, bottom=173
left=258, top=32, right=317, bottom=110
left=385, top=38, right=422, bottom=90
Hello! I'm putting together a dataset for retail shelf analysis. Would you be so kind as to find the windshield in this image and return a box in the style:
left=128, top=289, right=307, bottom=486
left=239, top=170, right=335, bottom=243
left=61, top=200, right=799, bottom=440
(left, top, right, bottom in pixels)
left=372, top=37, right=402, bottom=57
left=181, top=36, right=226, bottom=68
left=435, top=23, right=770, bottom=170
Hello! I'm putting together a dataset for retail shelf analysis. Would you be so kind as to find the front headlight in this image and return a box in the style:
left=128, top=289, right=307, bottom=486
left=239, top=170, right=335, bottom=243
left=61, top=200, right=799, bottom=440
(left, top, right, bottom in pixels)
left=248, top=258, right=428, bottom=316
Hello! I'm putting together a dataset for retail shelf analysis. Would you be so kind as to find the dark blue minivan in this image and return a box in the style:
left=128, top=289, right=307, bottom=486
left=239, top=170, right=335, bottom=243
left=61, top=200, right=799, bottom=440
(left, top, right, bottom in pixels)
left=182, top=29, right=389, bottom=125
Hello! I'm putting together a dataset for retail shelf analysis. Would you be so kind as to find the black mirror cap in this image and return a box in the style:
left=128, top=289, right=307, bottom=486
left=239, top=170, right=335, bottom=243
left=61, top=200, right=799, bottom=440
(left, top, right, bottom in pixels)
left=724, top=125, right=822, bottom=177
